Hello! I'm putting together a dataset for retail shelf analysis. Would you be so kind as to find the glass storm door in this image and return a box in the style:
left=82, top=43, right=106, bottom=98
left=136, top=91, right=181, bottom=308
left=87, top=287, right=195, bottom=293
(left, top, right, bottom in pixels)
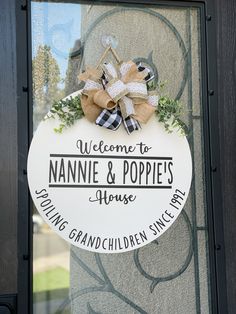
left=31, top=1, right=213, bottom=313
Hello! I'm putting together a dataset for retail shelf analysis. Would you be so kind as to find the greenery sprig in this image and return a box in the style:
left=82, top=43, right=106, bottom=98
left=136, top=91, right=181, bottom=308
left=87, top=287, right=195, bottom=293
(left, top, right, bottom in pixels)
left=156, top=96, right=187, bottom=135
left=149, top=80, right=188, bottom=135
left=46, top=95, right=84, bottom=133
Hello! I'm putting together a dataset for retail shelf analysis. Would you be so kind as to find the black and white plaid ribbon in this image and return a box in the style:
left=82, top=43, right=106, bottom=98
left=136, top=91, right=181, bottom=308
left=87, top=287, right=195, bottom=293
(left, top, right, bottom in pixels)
left=96, top=106, right=141, bottom=134
left=123, top=115, right=141, bottom=134
left=137, top=63, right=155, bottom=83
left=96, top=107, right=122, bottom=131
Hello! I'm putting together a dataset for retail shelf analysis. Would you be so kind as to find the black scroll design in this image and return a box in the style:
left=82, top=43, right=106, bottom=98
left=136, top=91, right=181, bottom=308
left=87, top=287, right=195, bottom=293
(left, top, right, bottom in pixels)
left=55, top=210, right=193, bottom=313
left=87, top=302, right=102, bottom=314
left=55, top=251, right=148, bottom=314
left=134, top=210, right=193, bottom=293
left=48, top=20, right=74, bottom=58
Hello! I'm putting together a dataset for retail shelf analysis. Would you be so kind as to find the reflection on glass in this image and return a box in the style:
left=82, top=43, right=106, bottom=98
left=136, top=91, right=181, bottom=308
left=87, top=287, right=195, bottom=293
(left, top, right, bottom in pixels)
left=32, top=1, right=82, bottom=313
left=32, top=1, right=82, bottom=130
left=33, top=218, right=70, bottom=313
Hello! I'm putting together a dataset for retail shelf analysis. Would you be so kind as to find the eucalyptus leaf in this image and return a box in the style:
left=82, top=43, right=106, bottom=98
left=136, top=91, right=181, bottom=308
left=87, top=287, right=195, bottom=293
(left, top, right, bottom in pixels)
left=48, top=95, right=84, bottom=132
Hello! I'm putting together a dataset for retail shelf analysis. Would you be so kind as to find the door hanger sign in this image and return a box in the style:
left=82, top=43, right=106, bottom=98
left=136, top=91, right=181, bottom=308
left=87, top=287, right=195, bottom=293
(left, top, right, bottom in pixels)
left=27, top=115, right=192, bottom=253
left=27, top=48, right=192, bottom=253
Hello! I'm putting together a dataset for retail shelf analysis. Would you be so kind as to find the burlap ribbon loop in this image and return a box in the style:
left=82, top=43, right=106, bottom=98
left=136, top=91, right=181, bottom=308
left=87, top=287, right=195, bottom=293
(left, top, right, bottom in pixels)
left=106, top=78, right=129, bottom=103
left=79, top=58, right=159, bottom=134
left=93, top=90, right=116, bottom=110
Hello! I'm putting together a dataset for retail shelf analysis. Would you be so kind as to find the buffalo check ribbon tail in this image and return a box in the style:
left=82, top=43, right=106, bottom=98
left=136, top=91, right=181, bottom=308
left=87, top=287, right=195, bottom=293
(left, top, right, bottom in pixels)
left=96, top=107, right=122, bottom=131
left=123, top=116, right=141, bottom=134
left=96, top=106, right=141, bottom=134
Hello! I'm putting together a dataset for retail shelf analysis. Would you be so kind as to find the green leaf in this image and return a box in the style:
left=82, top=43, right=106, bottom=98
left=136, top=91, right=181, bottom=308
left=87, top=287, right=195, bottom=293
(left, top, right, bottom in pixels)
left=155, top=95, right=187, bottom=135
left=47, top=95, right=84, bottom=133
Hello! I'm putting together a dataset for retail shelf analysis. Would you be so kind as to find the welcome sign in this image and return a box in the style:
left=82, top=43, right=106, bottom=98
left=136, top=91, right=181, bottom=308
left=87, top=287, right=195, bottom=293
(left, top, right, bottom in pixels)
left=27, top=116, right=192, bottom=253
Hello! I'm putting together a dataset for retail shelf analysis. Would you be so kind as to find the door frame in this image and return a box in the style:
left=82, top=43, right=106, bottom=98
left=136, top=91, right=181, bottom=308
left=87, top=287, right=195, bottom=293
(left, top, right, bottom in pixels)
left=15, top=0, right=227, bottom=313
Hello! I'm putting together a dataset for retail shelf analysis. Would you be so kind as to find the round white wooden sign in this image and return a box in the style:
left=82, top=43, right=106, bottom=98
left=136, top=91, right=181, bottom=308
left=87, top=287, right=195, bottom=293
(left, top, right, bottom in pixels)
left=27, top=116, right=192, bottom=253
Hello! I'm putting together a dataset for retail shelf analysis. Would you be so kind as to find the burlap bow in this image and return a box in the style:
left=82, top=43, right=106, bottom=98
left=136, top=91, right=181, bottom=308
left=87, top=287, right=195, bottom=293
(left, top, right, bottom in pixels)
left=79, top=61, right=159, bottom=134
